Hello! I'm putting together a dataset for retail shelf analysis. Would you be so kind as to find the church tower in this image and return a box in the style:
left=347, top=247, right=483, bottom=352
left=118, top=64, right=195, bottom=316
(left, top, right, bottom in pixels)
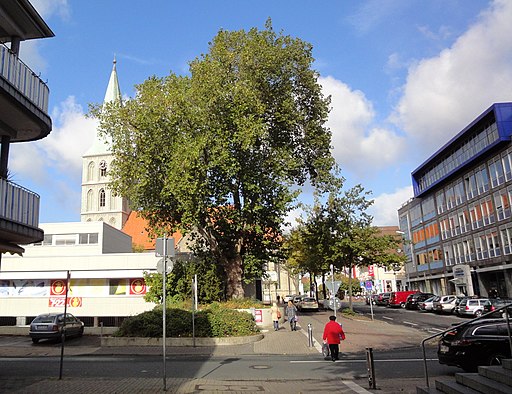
left=80, top=59, right=131, bottom=229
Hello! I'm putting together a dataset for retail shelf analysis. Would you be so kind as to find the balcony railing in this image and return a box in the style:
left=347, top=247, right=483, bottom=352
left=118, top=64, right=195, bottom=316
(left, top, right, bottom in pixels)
left=0, top=44, right=49, bottom=113
left=0, top=177, right=40, bottom=228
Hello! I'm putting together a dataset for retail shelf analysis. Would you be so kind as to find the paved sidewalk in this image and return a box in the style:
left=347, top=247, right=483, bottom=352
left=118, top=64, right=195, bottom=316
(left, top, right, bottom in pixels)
left=0, top=314, right=434, bottom=393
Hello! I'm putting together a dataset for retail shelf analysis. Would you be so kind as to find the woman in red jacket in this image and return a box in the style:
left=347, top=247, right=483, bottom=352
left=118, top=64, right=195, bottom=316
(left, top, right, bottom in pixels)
left=322, top=315, right=346, bottom=361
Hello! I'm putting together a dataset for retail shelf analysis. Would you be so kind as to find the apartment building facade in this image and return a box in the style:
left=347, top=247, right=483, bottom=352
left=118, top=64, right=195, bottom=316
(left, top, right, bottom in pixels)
left=0, top=0, right=54, bottom=262
left=398, top=103, right=512, bottom=298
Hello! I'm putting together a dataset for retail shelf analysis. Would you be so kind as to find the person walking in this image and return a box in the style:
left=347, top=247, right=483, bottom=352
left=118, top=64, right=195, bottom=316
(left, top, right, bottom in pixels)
left=285, top=300, right=298, bottom=331
left=322, top=315, right=346, bottom=361
left=271, top=302, right=281, bottom=331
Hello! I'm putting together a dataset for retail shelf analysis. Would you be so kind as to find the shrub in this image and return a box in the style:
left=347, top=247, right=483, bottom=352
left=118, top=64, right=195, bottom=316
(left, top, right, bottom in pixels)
left=114, top=303, right=259, bottom=338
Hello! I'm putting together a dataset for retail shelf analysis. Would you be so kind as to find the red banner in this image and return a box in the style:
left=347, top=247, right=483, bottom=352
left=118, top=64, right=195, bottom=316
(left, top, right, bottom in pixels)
left=129, top=278, right=147, bottom=295
left=368, top=265, right=375, bottom=277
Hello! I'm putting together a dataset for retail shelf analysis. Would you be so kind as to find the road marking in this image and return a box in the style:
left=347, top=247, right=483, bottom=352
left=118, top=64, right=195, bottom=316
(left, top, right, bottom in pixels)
left=343, top=380, right=372, bottom=393
left=290, top=358, right=438, bottom=364
left=403, top=321, right=418, bottom=326
left=382, top=316, right=393, bottom=321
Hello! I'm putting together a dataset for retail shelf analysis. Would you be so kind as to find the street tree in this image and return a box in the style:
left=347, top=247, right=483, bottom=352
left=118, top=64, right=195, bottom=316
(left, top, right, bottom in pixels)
left=92, top=20, right=334, bottom=299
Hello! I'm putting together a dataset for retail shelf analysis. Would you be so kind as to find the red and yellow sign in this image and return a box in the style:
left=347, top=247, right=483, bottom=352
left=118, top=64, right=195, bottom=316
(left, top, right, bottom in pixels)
left=129, top=278, right=146, bottom=295
left=50, top=280, right=67, bottom=295
left=48, top=297, right=82, bottom=308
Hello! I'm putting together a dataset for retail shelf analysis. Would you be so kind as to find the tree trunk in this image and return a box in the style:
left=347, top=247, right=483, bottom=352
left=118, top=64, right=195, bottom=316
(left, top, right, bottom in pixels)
left=348, top=260, right=353, bottom=311
left=224, top=255, right=244, bottom=299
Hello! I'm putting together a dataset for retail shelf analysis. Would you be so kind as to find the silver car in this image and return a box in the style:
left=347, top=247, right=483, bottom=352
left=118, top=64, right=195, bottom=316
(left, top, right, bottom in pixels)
left=458, top=298, right=489, bottom=317
left=29, top=313, right=84, bottom=343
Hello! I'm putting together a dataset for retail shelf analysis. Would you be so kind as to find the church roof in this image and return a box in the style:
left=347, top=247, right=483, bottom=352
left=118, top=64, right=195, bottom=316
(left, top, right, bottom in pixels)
left=122, top=211, right=183, bottom=252
left=84, top=58, right=121, bottom=157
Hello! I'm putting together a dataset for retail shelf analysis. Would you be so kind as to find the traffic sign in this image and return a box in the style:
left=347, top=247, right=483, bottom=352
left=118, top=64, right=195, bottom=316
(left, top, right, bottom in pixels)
left=325, top=280, right=341, bottom=295
left=157, top=258, right=174, bottom=274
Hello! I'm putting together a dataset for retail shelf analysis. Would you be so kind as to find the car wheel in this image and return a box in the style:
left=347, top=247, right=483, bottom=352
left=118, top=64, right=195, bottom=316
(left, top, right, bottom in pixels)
left=474, top=310, right=482, bottom=317
left=79, top=326, right=84, bottom=337
left=32, top=338, right=39, bottom=344
left=488, top=353, right=506, bottom=366
left=400, top=303, right=406, bottom=308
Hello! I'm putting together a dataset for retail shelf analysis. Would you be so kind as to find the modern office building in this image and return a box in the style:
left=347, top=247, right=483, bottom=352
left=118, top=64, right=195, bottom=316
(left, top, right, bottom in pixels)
left=0, top=0, right=54, bottom=263
left=398, top=103, right=512, bottom=298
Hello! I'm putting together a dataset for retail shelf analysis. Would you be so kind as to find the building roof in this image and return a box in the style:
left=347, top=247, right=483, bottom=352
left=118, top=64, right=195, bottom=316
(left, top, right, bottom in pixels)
left=122, top=211, right=183, bottom=252
left=0, top=0, right=54, bottom=43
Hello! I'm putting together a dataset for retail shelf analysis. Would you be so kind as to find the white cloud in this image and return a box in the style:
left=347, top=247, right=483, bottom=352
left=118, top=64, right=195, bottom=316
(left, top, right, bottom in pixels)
left=369, top=186, right=413, bottom=226
left=392, top=0, right=512, bottom=156
left=30, top=0, right=71, bottom=20
left=10, top=96, right=97, bottom=185
left=320, top=76, right=406, bottom=176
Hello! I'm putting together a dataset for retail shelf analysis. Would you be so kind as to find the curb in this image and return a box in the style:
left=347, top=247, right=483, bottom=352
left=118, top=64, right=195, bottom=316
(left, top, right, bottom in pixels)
left=101, top=333, right=264, bottom=347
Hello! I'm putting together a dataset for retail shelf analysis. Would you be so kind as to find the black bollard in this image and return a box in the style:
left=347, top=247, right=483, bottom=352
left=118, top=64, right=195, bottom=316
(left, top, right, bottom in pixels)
left=366, top=347, right=377, bottom=389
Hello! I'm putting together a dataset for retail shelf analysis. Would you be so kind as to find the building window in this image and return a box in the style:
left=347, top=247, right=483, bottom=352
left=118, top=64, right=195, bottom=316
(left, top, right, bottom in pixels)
left=439, top=217, right=450, bottom=240
left=86, top=189, right=93, bottom=212
left=489, top=157, right=505, bottom=188
left=475, top=165, right=490, bottom=195
left=109, top=279, right=127, bottom=295
left=503, top=149, right=512, bottom=181
left=494, top=189, right=511, bottom=221
left=99, top=189, right=106, bottom=208
left=454, top=180, right=465, bottom=206
left=464, top=172, right=477, bottom=200
left=500, top=226, right=512, bottom=255
left=445, top=185, right=456, bottom=210
left=99, top=160, right=107, bottom=177
left=79, top=233, right=99, bottom=244
left=480, top=196, right=495, bottom=226
left=422, top=196, right=436, bottom=221
left=54, top=234, right=77, bottom=246
left=87, top=162, right=95, bottom=182
left=469, top=202, right=483, bottom=230
left=436, top=190, right=446, bottom=214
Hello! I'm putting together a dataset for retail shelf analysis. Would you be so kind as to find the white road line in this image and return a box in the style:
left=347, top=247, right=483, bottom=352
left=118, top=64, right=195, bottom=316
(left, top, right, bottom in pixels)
left=343, top=380, right=373, bottom=393
left=290, top=358, right=438, bottom=364
left=382, top=316, right=394, bottom=321
left=403, top=321, right=418, bottom=326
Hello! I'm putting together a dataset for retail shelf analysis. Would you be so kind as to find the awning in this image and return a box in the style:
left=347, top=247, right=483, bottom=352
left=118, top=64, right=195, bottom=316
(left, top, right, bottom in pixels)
left=0, top=242, right=25, bottom=256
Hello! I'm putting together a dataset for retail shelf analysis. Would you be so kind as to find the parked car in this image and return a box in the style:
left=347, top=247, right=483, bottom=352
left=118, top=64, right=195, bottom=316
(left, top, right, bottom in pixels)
left=433, top=295, right=460, bottom=314
left=482, top=298, right=512, bottom=318
left=388, top=290, right=419, bottom=308
left=457, top=298, right=489, bottom=317
left=283, top=295, right=295, bottom=303
left=375, top=292, right=391, bottom=306
left=293, top=295, right=304, bottom=304
left=29, top=313, right=84, bottom=343
left=419, top=295, right=439, bottom=312
left=438, top=318, right=512, bottom=371
left=299, top=297, right=319, bottom=311
left=405, top=292, right=435, bottom=310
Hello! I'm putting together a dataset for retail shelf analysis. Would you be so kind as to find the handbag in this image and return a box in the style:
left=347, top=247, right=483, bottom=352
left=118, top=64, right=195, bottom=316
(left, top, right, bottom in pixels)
left=322, top=343, right=330, bottom=359
left=277, top=310, right=282, bottom=319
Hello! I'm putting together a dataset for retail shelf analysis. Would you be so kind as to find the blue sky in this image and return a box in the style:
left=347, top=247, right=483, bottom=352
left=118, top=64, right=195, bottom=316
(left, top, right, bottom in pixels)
left=9, top=0, right=512, bottom=227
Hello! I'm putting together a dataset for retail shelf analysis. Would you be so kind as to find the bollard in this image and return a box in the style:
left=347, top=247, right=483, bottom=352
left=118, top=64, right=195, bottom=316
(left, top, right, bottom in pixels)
left=307, top=323, right=314, bottom=347
left=100, top=321, right=103, bottom=341
left=366, top=347, right=376, bottom=389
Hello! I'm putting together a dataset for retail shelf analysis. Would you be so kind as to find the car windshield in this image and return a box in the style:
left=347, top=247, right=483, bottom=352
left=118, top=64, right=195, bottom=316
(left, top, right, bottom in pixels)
left=303, top=298, right=315, bottom=302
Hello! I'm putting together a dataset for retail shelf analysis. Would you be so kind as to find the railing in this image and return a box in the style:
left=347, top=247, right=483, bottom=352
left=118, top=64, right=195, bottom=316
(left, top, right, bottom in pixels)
left=0, top=44, right=49, bottom=113
left=421, top=302, right=512, bottom=387
left=0, top=177, right=40, bottom=228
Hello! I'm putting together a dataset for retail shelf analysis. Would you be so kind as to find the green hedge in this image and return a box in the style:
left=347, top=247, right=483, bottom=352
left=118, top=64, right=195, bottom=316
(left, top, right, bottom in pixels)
left=114, top=303, right=259, bottom=338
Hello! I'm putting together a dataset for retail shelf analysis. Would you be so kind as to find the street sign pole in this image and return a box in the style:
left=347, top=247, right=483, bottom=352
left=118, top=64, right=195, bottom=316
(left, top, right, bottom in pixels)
left=162, top=234, right=167, bottom=391
left=330, top=264, right=336, bottom=319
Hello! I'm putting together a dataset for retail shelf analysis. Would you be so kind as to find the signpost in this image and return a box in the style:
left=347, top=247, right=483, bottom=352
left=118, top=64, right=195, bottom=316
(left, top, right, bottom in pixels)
left=156, top=236, right=175, bottom=392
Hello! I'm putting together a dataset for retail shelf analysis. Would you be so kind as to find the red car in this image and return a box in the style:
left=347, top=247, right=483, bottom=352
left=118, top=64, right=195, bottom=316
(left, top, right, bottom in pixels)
left=388, top=290, right=419, bottom=308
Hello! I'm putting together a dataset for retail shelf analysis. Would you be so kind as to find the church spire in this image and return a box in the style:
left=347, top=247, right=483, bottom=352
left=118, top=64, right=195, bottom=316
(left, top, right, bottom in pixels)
left=84, top=57, right=121, bottom=156
left=103, top=56, right=122, bottom=104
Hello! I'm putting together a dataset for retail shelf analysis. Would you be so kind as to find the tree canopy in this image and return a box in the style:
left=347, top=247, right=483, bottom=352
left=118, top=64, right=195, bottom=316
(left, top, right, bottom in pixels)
left=93, top=20, right=334, bottom=299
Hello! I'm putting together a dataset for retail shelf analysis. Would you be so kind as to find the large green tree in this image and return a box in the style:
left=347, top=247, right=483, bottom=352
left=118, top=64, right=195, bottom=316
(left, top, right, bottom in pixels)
left=93, top=21, right=334, bottom=299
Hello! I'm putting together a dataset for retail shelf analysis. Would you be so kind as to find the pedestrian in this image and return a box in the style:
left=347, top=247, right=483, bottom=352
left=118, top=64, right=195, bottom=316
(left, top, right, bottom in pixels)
left=322, top=315, right=346, bottom=361
left=271, top=302, right=281, bottom=331
left=276, top=294, right=281, bottom=304
left=285, top=300, right=298, bottom=331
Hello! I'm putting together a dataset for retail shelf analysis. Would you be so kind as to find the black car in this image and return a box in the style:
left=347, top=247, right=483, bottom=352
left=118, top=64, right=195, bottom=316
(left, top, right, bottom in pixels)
left=438, top=318, right=512, bottom=371
left=482, top=298, right=512, bottom=318
left=405, top=292, right=434, bottom=310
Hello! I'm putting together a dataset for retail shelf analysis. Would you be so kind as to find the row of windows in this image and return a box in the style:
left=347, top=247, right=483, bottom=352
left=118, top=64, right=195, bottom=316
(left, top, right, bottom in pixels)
left=415, top=223, right=512, bottom=268
left=85, top=188, right=116, bottom=211
left=32, top=233, right=99, bottom=246
left=433, top=148, right=512, bottom=217
left=417, top=121, right=499, bottom=193
left=86, top=161, right=108, bottom=182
